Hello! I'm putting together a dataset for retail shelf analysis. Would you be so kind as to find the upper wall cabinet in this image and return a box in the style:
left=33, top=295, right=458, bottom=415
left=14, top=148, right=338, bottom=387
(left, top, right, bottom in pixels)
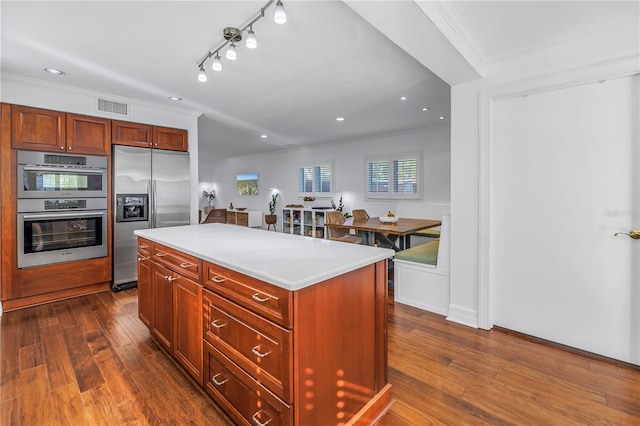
left=112, top=121, right=188, bottom=152
left=12, top=105, right=111, bottom=156
left=12, top=106, right=65, bottom=152
left=112, top=120, right=153, bottom=148
left=153, top=126, right=188, bottom=152
left=66, top=114, right=111, bottom=156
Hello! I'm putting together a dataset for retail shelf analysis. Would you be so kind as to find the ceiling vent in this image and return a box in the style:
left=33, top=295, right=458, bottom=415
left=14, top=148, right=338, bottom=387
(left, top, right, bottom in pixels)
left=97, top=98, right=129, bottom=116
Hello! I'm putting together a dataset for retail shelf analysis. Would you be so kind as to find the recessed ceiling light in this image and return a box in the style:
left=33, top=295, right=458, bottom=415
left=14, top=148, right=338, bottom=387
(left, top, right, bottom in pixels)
left=44, top=68, right=65, bottom=75
left=439, top=116, right=446, bottom=120
left=336, top=117, right=345, bottom=121
left=422, top=107, right=430, bottom=111
left=168, top=96, right=182, bottom=101
left=400, top=96, right=407, bottom=100
left=261, top=134, right=268, bottom=139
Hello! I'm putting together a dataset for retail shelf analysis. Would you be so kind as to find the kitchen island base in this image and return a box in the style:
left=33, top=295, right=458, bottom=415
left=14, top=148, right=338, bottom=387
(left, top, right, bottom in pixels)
left=136, top=224, right=395, bottom=425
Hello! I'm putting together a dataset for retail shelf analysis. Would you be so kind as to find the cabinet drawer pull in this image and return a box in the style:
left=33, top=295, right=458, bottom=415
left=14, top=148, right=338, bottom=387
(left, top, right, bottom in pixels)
left=252, top=410, right=272, bottom=426
left=139, top=244, right=149, bottom=249
left=179, top=262, right=192, bottom=269
left=155, top=252, right=167, bottom=257
left=251, top=293, right=270, bottom=303
left=137, top=256, right=147, bottom=262
left=210, top=319, right=227, bottom=329
left=211, top=276, right=226, bottom=283
left=165, top=275, right=177, bottom=282
left=251, top=345, right=271, bottom=358
left=211, top=373, right=228, bottom=386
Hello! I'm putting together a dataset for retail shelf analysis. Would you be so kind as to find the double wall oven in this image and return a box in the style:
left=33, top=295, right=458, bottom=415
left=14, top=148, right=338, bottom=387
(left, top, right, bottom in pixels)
left=17, top=151, right=108, bottom=268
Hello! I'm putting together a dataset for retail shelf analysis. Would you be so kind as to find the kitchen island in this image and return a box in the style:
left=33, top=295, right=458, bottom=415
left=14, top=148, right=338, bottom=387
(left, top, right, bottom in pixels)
left=135, top=223, right=395, bottom=426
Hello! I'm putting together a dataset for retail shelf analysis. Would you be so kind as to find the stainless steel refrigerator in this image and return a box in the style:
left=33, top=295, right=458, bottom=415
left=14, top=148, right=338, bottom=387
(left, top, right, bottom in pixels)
left=112, top=145, right=190, bottom=291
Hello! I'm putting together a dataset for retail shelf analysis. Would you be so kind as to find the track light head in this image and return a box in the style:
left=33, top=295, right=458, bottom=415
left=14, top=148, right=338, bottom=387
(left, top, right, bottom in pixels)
left=246, top=27, right=257, bottom=49
left=198, top=66, right=207, bottom=82
left=212, top=53, right=222, bottom=72
left=274, top=0, right=286, bottom=24
left=226, top=42, right=237, bottom=61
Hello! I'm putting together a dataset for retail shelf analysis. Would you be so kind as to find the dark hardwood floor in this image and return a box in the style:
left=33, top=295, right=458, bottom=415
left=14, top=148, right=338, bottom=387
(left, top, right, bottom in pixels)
left=1, top=289, right=639, bottom=425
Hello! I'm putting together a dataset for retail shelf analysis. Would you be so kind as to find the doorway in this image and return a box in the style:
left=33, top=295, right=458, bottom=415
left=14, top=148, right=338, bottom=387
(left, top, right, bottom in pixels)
left=489, top=74, right=639, bottom=364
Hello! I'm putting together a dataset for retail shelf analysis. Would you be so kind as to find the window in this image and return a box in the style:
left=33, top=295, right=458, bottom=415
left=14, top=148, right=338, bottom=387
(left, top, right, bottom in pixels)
left=298, top=162, right=333, bottom=197
left=366, top=153, right=421, bottom=199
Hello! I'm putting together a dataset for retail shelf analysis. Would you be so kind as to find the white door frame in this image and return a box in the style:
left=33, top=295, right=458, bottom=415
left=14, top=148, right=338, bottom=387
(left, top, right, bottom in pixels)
left=477, top=55, right=640, bottom=331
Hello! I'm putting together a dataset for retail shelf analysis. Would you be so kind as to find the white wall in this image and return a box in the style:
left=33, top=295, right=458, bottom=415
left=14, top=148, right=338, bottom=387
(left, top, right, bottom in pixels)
left=198, top=124, right=450, bottom=224
left=1, top=75, right=202, bottom=225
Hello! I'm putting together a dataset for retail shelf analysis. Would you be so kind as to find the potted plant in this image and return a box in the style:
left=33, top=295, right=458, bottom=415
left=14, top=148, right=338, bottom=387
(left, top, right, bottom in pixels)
left=202, top=189, right=216, bottom=206
left=265, top=192, right=279, bottom=229
left=331, top=195, right=352, bottom=218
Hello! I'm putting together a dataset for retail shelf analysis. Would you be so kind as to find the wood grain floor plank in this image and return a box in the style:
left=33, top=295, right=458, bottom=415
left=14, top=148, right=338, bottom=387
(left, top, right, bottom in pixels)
left=18, top=342, right=43, bottom=371
left=0, top=331, right=20, bottom=402
left=50, top=382, right=90, bottom=425
left=18, top=365, right=52, bottom=425
left=81, top=383, right=126, bottom=425
left=61, top=325, right=105, bottom=393
left=1, top=397, right=20, bottom=426
left=41, top=332, right=76, bottom=391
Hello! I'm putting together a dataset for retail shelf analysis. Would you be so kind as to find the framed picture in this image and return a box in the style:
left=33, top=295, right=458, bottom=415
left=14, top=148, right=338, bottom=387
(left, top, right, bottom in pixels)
left=236, top=173, right=259, bottom=195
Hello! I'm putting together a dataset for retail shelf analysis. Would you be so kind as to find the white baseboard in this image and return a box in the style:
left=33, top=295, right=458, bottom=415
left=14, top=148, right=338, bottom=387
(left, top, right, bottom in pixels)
left=446, top=304, right=477, bottom=328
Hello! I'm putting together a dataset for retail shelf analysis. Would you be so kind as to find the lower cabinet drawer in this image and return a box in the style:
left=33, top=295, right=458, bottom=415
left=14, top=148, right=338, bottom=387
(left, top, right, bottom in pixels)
left=203, top=289, right=292, bottom=402
left=204, top=342, right=292, bottom=426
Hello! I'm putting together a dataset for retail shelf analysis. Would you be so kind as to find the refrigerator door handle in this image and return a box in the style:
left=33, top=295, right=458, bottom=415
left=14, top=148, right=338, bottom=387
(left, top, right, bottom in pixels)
left=151, top=180, right=157, bottom=228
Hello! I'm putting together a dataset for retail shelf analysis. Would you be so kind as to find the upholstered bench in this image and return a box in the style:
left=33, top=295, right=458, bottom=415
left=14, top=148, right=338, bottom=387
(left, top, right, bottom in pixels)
left=395, top=239, right=440, bottom=266
left=393, top=215, right=450, bottom=315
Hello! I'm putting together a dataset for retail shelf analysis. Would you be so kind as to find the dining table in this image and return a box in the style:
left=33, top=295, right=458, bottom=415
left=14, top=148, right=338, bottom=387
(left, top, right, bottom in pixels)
left=326, top=217, right=442, bottom=251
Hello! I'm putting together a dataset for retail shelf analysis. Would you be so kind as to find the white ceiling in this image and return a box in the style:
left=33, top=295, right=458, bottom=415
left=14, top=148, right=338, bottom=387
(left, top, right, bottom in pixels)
left=1, top=1, right=637, bottom=159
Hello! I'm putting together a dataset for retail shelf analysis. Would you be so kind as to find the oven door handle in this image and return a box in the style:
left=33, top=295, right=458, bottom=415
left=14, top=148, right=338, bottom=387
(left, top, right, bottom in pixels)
left=22, top=211, right=105, bottom=220
left=22, top=166, right=104, bottom=174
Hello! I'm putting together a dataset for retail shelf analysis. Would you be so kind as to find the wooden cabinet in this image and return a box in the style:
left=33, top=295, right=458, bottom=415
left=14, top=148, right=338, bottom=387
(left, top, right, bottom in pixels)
left=226, top=210, right=263, bottom=228
left=66, top=113, right=111, bottom=155
left=137, top=240, right=153, bottom=328
left=137, top=235, right=391, bottom=425
left=174, top=274, right=203, bottom=384
left=112, top=120, right=152, bottom=147
left=112, top=120, right=188, bottom=152
left=153, top=126, right=188, bottom=151
left=11, top=106, right=110, bottom=155
left=11, top=105, right=65, bottom=152
left=138, top=238, right=204, bottom=384
left=151, top=262, right=174, bottom=352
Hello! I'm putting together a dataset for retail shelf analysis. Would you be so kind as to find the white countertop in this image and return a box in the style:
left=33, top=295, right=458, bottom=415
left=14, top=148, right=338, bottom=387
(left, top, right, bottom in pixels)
left=135, top=223, right=394, bottom=291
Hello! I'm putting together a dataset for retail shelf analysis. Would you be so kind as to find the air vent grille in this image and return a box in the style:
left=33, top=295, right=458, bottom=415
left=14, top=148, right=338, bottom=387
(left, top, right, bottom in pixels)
left=97, top=99, right=129, bottom=116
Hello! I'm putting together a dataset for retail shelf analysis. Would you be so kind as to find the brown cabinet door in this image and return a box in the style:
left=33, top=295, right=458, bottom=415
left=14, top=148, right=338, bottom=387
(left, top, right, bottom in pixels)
left=226, top=211, right=236, bottom=224
left=174, top=274, right=203, bottom=385
left=152, top=262, right=174, bottom=352
left=152, top=126, right=188, bottom=151
left=137, top=254, right=153, bottom=329
left=112, top=120, right=152, bottom=148
left=12, top=105, right=66, bottom=152
left=66, top=114, right=111, bottom=155
left=236, top=212, right=249, bottom=227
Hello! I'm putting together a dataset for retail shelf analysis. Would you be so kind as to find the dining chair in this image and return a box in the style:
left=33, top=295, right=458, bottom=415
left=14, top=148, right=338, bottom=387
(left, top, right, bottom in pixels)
left=351, top=209, right=370, bottom=221
left=326, top=211, right=362, bottom=244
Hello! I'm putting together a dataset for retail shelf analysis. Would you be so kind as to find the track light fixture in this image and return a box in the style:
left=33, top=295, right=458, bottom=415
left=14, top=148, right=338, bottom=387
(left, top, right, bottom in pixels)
left=196, top=0, right=286, bottom=81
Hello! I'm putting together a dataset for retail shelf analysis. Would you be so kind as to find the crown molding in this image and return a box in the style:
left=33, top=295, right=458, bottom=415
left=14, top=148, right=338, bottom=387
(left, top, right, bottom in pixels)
left=415, top=0, right=487, bottom=77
